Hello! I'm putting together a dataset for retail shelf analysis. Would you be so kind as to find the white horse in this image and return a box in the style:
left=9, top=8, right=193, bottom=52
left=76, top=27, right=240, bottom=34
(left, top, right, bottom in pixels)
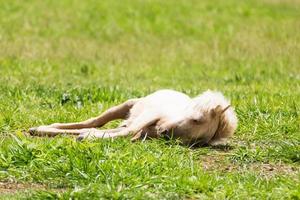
left=29, top=89, right=238, bottom=146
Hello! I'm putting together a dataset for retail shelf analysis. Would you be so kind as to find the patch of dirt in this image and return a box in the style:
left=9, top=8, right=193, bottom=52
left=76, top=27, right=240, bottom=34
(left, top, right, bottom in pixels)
left=0, top=181, right=65, bottom=194
left=201, top=155, right=300, bottom=178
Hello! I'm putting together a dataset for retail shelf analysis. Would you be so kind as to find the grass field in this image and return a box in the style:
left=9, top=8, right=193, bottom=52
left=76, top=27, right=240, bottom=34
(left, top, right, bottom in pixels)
left=0, top=0, right=300, bottom=199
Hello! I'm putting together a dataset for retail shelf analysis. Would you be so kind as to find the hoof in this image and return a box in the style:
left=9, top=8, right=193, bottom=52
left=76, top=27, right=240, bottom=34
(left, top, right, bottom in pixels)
left=76, top=135, right=84, bottom=142
left=29, top=127, right=37, bottom=135
left=76, top=133, right=89, bottom=142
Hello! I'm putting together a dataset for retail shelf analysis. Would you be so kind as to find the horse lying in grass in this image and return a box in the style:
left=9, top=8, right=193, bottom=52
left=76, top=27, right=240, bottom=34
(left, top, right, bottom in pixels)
left=29, top=89, right=238, bottom=146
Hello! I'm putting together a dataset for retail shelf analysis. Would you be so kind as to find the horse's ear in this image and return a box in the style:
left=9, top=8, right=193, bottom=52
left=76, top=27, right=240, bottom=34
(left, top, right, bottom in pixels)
left=210, top=105, right=223, bottom=117
left=221, top=105, right=231, bottom=114
left=211, top=105, right=231, bottom=117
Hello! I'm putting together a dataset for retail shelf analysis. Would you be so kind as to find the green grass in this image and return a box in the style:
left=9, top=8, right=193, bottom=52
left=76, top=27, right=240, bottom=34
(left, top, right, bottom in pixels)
left=0, top=0, right=299, bottom=199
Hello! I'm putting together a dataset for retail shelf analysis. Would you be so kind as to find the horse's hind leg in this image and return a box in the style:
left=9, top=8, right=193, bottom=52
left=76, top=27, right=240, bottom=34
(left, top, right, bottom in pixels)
left=76, top=127, right=130, bottom=141
left=30, top=126, right=126, bottom=138
left=29, top=98, right=140, bottom=134
left=76, top=110, right=160, bottom=141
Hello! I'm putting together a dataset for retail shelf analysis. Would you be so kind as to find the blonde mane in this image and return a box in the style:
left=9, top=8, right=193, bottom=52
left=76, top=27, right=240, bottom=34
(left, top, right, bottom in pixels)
left=193, top=90, right=238, bottom=145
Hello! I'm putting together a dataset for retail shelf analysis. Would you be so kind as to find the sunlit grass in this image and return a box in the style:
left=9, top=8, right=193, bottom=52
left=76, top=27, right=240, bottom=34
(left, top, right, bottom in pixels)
left=0, top=0, right=299, bottom=199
